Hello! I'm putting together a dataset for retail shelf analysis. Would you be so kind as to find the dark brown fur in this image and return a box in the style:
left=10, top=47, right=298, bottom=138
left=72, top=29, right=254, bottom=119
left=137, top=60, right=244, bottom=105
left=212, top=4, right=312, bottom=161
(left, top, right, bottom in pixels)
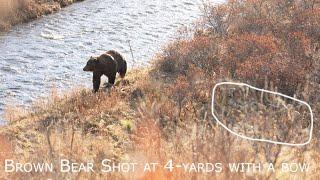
left=83, top=54, right=117, bottom=92
left=106, top=50, right=127, bottom=78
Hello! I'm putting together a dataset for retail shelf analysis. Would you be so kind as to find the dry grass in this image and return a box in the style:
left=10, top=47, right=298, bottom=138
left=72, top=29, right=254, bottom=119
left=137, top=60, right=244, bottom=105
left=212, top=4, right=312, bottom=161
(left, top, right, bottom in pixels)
left=1, top=0, right=320, bottom=179
left=1, top=68, right=319, bottom=179
left=0, top=0, right=83, bottom=31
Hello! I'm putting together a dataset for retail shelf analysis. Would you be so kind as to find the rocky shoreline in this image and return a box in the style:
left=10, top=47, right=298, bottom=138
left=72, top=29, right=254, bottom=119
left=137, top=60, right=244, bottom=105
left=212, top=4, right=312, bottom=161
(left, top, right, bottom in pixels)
left=0, top=0, right=84, bottom=31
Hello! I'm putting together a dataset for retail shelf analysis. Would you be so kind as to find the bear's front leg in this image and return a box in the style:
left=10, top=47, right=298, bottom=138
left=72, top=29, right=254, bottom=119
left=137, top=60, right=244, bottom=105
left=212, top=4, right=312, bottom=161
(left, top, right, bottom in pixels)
left=93, top=72, right=102, bottom=93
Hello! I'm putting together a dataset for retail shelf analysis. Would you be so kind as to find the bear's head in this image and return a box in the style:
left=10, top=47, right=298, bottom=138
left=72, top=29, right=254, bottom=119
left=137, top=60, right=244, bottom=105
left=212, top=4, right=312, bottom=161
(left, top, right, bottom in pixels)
left=83, top=56, right=98, bottom=71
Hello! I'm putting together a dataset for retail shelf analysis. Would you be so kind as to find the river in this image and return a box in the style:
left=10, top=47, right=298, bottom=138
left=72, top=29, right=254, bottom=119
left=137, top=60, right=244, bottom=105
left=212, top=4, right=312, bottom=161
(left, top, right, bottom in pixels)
left=0, top=0, right=223, bottom=122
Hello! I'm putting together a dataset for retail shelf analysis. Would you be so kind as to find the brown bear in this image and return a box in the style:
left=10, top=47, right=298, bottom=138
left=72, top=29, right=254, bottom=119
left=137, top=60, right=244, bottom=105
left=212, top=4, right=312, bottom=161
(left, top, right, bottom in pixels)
left=83, top=50, right=127, bottom=92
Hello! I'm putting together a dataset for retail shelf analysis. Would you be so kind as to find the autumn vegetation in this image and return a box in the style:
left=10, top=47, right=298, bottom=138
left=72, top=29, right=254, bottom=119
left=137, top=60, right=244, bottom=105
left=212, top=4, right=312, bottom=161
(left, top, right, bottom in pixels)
left=0, top=0, right=83, bottom=31
left=1, top=0, right=320, bottom=179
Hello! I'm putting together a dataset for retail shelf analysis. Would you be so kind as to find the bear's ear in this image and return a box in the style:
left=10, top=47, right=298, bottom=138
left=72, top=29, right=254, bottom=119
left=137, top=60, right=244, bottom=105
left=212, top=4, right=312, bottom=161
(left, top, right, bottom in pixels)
left=89, top=56, right=96, bottom=60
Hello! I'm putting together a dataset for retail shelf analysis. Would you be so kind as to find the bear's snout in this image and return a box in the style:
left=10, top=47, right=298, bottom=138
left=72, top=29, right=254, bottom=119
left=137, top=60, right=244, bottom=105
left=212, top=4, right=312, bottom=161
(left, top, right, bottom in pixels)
left=83, top=66, right=91, bottom=71
left=83, top=67, right=87, bottom=71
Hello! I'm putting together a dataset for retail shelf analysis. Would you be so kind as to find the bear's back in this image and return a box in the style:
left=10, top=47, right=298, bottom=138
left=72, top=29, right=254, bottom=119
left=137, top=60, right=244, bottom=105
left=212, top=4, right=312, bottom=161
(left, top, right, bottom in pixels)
left=106, top=50, right=127, bottom=78
left=106, top=50, right=125, bottom=68
left=95, top=54, right=118, bottom=74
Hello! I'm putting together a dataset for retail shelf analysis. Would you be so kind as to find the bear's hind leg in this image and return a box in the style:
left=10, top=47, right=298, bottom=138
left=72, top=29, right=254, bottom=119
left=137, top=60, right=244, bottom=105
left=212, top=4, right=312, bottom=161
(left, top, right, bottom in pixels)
left=119, top=61, right=127, bottom=78
left=107, top=74, right=116, bottom=85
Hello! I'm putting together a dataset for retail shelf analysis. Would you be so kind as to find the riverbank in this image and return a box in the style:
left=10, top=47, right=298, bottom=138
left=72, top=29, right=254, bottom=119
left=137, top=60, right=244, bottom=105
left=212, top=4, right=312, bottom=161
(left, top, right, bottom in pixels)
left=1, top=0, right=320, bottom=179
left=0, top=0, right=84, bottom=31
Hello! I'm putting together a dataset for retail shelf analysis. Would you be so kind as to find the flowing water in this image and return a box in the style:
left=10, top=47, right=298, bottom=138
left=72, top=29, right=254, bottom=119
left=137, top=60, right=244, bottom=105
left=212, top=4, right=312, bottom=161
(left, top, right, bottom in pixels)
left=0, top=0, right=223, bottom=122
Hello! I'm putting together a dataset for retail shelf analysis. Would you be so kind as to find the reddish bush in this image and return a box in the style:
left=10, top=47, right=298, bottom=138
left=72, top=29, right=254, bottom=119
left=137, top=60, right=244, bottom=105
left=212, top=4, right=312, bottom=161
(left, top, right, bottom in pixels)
left=156, top=0, right=320, bottom=96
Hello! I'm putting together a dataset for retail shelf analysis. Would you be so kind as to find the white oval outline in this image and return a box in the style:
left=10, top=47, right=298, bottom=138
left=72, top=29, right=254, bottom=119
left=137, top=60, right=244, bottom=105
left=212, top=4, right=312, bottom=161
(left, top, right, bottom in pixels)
left=211, top=82, right=314, bottom=146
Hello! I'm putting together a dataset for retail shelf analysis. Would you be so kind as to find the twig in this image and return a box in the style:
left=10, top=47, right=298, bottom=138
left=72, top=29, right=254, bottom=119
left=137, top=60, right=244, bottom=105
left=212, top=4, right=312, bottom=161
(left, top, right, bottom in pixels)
left=127, top=40, right=135, bottom=64
left=70, top=125, right=75, bottom=151
left=46, top=125, right=54, bottom=159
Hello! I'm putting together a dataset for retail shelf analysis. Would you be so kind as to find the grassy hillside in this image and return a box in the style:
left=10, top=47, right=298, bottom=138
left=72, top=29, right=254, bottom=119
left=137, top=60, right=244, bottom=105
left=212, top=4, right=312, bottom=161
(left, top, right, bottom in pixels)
left=1, top=0, right=320, bottom=179
left=0, top=0, right=84, bottom=31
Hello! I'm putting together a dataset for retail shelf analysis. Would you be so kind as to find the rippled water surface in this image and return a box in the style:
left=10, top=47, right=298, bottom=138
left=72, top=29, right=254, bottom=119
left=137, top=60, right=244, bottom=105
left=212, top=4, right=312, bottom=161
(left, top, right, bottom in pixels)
left=0, top=0, right=222, bottom=121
